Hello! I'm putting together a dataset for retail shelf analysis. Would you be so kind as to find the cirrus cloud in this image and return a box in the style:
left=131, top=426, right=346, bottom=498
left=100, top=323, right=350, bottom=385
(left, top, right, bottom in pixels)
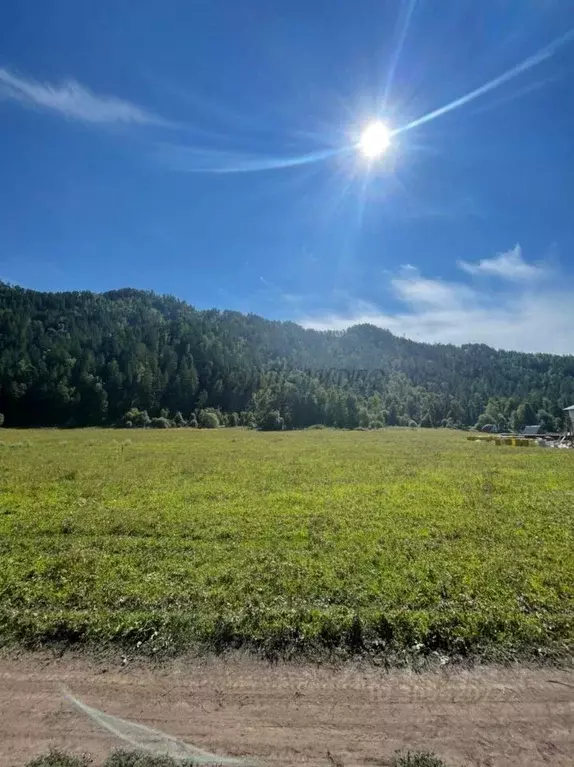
left=0, top=67, right=170, bottom=126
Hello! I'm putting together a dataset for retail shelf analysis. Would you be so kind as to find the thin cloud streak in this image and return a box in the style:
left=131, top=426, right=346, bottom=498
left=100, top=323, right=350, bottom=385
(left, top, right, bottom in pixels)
left=396, top=26, right=574, bottom=134
left=383, top=0, right=418, bottom=108
left=0, top=67, right=170, bottom=126
left=157, top=143, right=351, bottom=174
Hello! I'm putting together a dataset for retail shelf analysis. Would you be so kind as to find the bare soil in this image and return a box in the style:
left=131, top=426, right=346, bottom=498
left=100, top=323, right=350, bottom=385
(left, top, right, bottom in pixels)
left=0, top=654, right=572, bottom=767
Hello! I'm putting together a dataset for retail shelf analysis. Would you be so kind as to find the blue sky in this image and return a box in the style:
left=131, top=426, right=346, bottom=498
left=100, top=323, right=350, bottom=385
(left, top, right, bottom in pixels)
left=1, top=0, right=574, bottom=353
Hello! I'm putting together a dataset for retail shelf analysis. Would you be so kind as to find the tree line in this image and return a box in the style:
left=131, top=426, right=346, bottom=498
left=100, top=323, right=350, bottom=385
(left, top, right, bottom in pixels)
left=1, top=283, right=573, bottom=431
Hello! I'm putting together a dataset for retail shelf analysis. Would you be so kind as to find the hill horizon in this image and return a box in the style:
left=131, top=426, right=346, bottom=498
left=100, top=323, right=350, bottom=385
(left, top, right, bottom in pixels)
left=1, top=281, right=573, bottom=431
left=4, top=280, right=573, bottom=358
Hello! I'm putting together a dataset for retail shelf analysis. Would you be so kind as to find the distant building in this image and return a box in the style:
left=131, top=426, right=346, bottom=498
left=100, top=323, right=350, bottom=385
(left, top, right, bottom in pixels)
left=564, top=406, right=574, bottom=431
left=522, top=425, right=542, bottom=436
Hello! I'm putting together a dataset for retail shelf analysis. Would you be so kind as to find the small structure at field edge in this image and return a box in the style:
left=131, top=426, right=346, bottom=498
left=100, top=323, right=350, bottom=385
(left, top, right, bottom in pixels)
left=564, top=406, right=574, bottom=441
left=522, top=425, right=542, bottom=437
left=472, top=409, right=574, bottom=448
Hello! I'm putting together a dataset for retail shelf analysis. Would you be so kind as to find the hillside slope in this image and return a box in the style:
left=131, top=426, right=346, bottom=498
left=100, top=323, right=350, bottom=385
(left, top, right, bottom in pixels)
left=1, top=282, right=573, bottom=428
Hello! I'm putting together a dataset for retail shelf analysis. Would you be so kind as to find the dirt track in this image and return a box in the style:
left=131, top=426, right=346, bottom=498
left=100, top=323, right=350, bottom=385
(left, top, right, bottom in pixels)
left=0, top=654, right=572, bottom=767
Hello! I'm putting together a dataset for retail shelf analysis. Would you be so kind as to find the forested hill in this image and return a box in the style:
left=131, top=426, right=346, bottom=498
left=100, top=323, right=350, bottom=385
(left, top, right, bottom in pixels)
left=1, top=282, right=573, bottom=431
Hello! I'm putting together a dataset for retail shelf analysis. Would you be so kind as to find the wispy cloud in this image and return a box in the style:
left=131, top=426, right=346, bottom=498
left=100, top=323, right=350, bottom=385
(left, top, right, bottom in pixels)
left=0, top=67, right=169, bottom=126
left=258, top=276, right=309, bottom=307
left=300, top=248, right=574, bottom=354
left=458, top=244, right=545, bottom=280
left=156, top=142, right=347, bottom=174
left=391, top=266, right=475, bottom=308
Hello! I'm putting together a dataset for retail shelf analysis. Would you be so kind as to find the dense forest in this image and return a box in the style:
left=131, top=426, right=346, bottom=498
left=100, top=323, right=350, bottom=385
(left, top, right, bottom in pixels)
left=1, top=282, right=573, bottom=431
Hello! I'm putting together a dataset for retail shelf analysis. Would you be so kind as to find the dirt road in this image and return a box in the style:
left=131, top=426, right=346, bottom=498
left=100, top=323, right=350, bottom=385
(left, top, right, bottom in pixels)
left=0, top=654, right=572, bottom=767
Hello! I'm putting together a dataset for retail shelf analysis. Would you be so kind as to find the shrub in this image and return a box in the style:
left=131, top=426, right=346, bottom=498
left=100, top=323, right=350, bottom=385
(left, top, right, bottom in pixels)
left=25, top=750, right=92, bottom=767
left=256, top=409, right=284, bottom=431
left=104, top=752, right=183, bottom=767
left=227, top=412, right=240, bottom=427
left=188, top=416, right=198, bottom=428
left=408, top=419, right=418, bottom=428
left=173, top=411, right=187, bottom=427
left=0, top=413, right=4, bottom=427
left=149, top=417, right=171, bottom=429
left=132, top=409, right=150, bottom=428
left=120, top=409, right=150, bottom=428
left=198, top=409, right=219, bottom=429
left=358, top=409, right=370, bottom=428
left=241, top=412, right=257, bottom=429
left=369, top=419, right=385, bottom=430
left=24, top=753, right=187, bottom=767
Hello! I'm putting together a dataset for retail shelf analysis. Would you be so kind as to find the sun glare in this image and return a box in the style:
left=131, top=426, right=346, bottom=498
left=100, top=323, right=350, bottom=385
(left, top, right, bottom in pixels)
left=359, top=121, right=392, bottom=159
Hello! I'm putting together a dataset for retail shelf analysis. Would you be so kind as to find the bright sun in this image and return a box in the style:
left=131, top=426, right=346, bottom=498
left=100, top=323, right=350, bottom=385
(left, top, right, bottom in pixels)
left=359, top=121, right=392, bottom=159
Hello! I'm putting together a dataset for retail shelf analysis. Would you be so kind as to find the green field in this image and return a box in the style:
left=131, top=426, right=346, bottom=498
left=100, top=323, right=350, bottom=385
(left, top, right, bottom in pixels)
left=0, top=428, right=572, bottom=661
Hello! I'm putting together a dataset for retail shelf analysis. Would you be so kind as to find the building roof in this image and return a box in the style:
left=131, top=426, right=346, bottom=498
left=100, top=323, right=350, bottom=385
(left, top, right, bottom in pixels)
left=564, top=405, right=574, bottom=411
left=522, top=425, right=542, bottom=435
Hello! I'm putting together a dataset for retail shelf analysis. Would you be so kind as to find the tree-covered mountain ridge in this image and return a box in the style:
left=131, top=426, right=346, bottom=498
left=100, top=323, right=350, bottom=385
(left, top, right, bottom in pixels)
left=1, top=282, right=573, bottom=431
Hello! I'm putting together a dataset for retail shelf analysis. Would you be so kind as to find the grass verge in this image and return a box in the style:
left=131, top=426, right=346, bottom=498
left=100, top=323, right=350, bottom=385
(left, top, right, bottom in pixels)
left=20, top=749, right=454, bottom=767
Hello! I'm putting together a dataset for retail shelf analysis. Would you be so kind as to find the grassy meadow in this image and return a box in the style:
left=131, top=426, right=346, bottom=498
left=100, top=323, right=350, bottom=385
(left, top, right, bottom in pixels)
left=0, top=427, right=572, bottom=661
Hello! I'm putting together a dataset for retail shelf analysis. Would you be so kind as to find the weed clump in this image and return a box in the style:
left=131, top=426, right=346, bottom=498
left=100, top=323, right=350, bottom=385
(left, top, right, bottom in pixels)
left=390, top=752, right=451, bottom=767
left=22, top=749, right=453, bottom=767
left=24, top=750, right=92, bottom=767
left=104, top=752, right=186, bottom=767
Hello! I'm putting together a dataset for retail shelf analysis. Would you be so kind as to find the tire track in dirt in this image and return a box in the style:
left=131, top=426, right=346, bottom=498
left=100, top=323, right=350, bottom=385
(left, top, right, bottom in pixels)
left=0, top=655, right=572, bottom=766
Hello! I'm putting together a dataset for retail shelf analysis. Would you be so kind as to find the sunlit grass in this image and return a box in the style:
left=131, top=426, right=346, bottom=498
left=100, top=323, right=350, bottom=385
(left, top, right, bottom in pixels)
left=0, top=428, right=572, bottom=660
